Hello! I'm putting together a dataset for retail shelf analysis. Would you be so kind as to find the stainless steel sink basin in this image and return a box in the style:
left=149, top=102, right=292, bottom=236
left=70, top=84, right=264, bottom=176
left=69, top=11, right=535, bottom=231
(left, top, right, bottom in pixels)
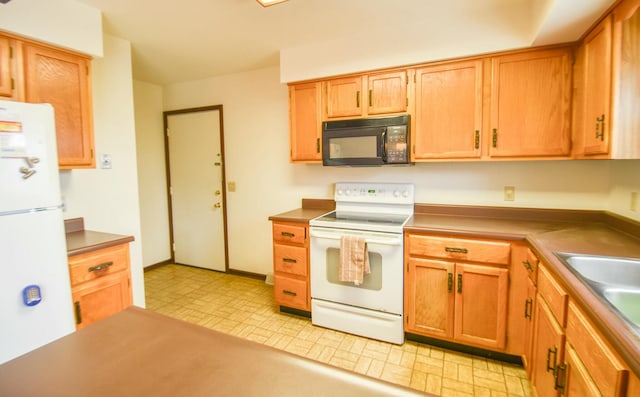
left=603, top=288, right=640, bottom=326
left=556, top=253, right=640, bottom=287
left=554, top=252, right=640, bottom=333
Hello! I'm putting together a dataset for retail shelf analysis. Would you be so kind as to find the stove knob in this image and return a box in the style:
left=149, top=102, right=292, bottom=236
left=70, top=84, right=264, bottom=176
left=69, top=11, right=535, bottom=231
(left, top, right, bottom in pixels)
left=393, top=190, right=400, bottom=197
left=403, top=190, right=410, bottom=198
left=336, top=189, right=343, bottom=196
left=345, top=190, right=351, bottom=196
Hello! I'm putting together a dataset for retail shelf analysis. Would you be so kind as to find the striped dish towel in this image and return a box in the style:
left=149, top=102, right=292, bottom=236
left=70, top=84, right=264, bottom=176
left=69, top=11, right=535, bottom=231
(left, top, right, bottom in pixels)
left=339, top=235, right=371, bottom=286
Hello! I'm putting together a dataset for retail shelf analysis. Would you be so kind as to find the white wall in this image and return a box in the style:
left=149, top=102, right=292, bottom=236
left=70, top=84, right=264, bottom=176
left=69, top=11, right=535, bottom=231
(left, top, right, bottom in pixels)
left=608, top=160, right=640, bottom=222
left=60, top=34, right=145, bottom=307
left=127, top=65, right=634, bottom=277
left=133, top=81, right=171, bottom=266
left=0, top=0, right=103, bottom=57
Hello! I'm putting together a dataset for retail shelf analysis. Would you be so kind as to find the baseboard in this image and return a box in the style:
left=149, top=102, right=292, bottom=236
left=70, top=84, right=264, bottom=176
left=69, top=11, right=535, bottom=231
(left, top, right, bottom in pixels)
left=405, top=333, right=523, bottom=365
left=228, top=268, right=266, bottom=281
left=143, top=259, right=173, bottom=272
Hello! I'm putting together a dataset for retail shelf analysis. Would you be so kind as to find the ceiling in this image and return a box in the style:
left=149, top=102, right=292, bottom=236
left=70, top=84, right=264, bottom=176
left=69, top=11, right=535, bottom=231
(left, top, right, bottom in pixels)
left=75, top=0, right=616, bottom=85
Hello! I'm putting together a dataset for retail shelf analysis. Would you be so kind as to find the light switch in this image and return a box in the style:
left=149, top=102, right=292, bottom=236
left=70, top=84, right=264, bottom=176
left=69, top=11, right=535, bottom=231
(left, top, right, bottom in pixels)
left=228, top=181, right=236, bottom=192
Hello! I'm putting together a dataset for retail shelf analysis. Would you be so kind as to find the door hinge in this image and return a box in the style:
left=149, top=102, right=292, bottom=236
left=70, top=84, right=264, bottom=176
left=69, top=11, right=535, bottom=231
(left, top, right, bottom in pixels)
left=172, top=242, right=176, bottom=252
left=10, top=77, right=14, bottom=90
left=406, top=315, right=409, bottom=324
left=169, top=186, right=173, bottom=195
left=406, top=263, right=409, bottom=273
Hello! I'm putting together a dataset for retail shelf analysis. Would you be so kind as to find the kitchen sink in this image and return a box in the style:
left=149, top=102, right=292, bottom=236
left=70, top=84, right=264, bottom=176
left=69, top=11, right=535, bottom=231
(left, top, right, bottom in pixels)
left=555, top=253, right=640, bottom=287
left=554, top=252, right=640, bottom=333
left=603, top=288, right=640, bottom=326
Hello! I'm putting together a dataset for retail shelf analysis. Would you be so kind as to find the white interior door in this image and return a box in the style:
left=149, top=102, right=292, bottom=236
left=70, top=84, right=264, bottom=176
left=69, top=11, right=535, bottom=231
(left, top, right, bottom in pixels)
left=167, top=110, right=226, bottom=271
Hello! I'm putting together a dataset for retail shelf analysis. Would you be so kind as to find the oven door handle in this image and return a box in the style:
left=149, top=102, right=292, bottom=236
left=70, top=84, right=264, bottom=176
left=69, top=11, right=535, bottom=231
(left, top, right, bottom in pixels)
left=310, top=229, right=402, bottom=246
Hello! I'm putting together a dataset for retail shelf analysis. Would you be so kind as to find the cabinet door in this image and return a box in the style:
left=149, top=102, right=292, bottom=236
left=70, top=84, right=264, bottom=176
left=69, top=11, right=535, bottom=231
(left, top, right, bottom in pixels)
left=523, top=277, right=537, bottom=376
left=72, top=271, right=132, bottom=330
left=324, top=76, right=364, bottom=118
left=562, top=344, right=603, bottom=397
left=366, top=70, right=407, bottom=115
left=454, top=263, right=508, bottom=349
left=531, top=296, right=565, bottom=397
left=0, top=36, right=13, bottom=98
left=582, top=16, right=613, bottom=155
left=490, top=48, right=572, bottom=157
left=611, top=0, right=640, bottom=158
left=414, top=60, right=483, bottom=159
left=405, top=258, right=454, bottom=339
left=23, top=43, right=94, bottom=168
left=289, top=82, right=322, bottom=162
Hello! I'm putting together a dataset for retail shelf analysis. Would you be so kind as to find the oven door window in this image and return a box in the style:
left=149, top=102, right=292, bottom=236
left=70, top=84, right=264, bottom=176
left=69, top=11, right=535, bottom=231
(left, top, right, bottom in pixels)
left=325, top=248, right=382, bottom=290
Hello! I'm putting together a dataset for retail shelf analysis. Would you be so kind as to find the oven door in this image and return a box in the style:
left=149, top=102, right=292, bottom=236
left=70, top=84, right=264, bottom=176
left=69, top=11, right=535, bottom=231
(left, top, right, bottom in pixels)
left=309, top=226, right=404, bottom=315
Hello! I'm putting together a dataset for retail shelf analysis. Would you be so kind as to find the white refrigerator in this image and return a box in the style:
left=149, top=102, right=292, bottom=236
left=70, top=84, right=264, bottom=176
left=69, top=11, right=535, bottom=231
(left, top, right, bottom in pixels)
left=0, top=100, right=75, bottom=365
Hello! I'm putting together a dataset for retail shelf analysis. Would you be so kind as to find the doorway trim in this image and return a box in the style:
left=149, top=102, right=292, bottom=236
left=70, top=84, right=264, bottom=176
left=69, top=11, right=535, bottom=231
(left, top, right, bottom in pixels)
left=163, top=105, right=229, bottom=272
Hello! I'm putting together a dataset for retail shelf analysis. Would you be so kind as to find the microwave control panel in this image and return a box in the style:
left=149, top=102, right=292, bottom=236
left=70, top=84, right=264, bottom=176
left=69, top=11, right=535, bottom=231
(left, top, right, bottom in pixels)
left=385, top=126, right=408, bottom=163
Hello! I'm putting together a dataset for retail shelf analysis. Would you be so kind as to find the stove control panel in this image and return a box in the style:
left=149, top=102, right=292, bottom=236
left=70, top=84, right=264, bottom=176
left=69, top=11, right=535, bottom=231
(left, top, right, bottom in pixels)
left=334, top=182, right=414, bottom=204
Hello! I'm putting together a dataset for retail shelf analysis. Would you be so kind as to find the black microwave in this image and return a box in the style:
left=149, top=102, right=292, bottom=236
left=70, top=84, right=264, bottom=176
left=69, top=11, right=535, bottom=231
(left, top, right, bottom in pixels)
left=321, top=115, right=410, bottom=166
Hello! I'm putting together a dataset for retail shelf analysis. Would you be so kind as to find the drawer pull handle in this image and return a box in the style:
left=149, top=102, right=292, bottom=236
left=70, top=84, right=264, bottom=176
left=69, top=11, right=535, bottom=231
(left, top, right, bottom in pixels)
left=445, top=247, right=468, bottom=254
left=281, top=232, right=295, bottom=238
left=554, top=363, right=567, bottom=391
left=74, top=301, right=82, bottom=325
left=282, top=290, right=297, bottom=297
left=447, top=272, right=453, bottom=293
left=522, top=260, right=533, bottom=272
left=546, top=346, right=558, bottom=373
left=457, top=274, right=463, bottom=293
left=282, top=258, right=297, bottom=264
left=88, top=261, right=113, bottom=273
left=524, top=298, right=533, bottom=319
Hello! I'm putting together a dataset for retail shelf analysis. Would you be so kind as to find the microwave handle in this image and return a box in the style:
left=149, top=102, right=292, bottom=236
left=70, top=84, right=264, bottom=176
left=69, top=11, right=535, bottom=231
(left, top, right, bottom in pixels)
left=381, top=128, right=388, bottom=162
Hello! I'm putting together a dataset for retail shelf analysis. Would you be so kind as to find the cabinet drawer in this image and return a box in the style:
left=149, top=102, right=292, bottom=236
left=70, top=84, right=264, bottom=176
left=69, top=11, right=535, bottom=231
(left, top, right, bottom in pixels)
left=274, top=244, right=307, bottom=276
left=68, top=244, right=130, bottom=286
left=566, top=301, right=628, bottom=396
left=273, top=223, right=306, bottom=245
left=408, top=234, right=511, bottom=265
left=537, top=264, right=568, bottom=327
left=274, top=275, right=308, bottom=310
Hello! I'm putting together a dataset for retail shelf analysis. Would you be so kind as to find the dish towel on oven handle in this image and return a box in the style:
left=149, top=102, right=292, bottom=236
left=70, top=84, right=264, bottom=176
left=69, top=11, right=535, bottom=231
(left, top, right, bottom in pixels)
left=339, top=235, right=371, bottom=286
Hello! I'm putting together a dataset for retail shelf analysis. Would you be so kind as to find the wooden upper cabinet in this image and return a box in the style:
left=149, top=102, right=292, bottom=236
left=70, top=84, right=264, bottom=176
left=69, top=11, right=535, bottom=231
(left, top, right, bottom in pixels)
left=0, top=36, right=13, bottom=98
left=366, top=70, right=407, bottom=115
left=289, top=82, right=322, bottom=162
left=324, top=76, right=364, bottom=118
left=582, top=16, right=613, bottom=156
left=489, top=48, right=572, bottom=158
left=324, top=70, right=407, bottom=119
left=23, top=42, right=94, bottom=168
left=610, top=0, right=640, bottom=158
left=413, top=60, right=483, bottom=159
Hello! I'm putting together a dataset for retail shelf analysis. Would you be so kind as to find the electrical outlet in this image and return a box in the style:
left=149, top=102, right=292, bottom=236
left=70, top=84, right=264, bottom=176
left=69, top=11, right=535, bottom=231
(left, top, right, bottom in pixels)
left=504, top=186, right=515, bottom=201
left=100, top=154, right=112, bottom=169
left=228, top=181, right=236, bottom=192
left=631, top=192, right=638, bottom=212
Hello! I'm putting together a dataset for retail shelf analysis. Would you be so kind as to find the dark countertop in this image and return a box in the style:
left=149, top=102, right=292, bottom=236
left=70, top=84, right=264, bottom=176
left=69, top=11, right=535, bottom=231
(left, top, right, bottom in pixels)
left=0, top=307, right=429, bottom=397
left=64, top=217, right=134, bottom=256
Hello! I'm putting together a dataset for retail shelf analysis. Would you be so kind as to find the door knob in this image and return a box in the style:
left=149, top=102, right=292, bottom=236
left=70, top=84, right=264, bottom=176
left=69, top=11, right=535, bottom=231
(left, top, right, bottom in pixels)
left=213, top=203, right=221, bottom=209
left=215, top=190, right=221, bottom=196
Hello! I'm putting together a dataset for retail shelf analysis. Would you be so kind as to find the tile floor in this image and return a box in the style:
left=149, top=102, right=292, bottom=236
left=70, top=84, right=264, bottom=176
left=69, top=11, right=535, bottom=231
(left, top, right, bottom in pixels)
left=144, top=264, right=533, bottom=397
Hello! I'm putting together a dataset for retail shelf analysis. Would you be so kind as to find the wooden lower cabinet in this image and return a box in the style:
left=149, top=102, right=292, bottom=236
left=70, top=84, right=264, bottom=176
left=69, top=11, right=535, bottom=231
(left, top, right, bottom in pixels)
left=271, top=221, right=310, bottom=311
left=404, top=233, right=510, bottom=351
left=68, top=243, right=133, bottom=330
left=531, top=296, right=566, bottom=397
